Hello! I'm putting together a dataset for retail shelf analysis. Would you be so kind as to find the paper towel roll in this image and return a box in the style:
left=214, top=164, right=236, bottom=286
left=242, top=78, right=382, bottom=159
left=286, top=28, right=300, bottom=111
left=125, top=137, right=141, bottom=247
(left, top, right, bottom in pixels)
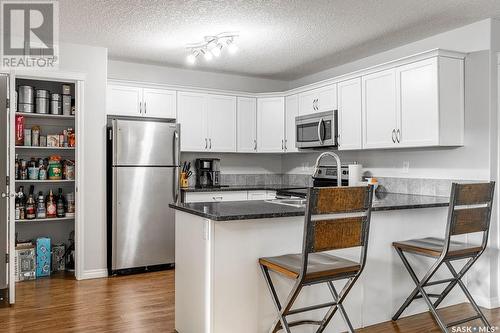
left=348, top=164, right=362, bottom=186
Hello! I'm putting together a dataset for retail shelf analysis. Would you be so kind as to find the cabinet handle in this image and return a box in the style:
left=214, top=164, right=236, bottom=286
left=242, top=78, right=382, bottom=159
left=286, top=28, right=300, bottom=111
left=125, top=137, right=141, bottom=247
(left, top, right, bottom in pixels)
left=144, top=101, right=147, bottom=114
left=139, top=102, right=142, bottom=114
left=284, top=139, right=287, bottom=150
left=281, top=139, right=284, bottom=150
left=391, top=129, right=396, bottom=143
left=396, top=129, right=401, bottom=143
left=254, top=139, right=257, bottom=151
left=205, top=138, right=208, bottom=149
left=209, top=138, right=212, bottom=149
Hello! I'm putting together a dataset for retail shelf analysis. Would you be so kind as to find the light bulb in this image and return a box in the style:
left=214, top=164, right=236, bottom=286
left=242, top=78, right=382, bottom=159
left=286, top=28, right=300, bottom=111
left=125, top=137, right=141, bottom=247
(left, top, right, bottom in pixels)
left=211, top=45, right=222, bottom=57
left=186, top=53, right=196, bottom=65
left=204, top=50, right=213, bottom=61
left=227, top=42, right=238, bottom=54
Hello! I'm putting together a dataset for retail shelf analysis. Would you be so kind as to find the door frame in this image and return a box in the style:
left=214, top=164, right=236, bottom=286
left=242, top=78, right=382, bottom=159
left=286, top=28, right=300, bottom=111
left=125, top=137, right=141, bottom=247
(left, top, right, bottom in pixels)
left=5, top=70, right=86, bottom=304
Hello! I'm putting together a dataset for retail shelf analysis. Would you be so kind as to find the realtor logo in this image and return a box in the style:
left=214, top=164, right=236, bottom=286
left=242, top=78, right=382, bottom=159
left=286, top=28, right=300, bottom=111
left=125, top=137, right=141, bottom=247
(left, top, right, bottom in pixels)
left=1, top=0, right=59, bottom=69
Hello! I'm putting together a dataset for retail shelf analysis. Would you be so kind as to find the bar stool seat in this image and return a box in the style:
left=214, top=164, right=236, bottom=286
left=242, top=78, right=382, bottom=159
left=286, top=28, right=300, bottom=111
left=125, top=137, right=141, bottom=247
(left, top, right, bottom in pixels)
left=393, top=237, right=482, bottom=258
left=259, top=253, right=361, bottom=282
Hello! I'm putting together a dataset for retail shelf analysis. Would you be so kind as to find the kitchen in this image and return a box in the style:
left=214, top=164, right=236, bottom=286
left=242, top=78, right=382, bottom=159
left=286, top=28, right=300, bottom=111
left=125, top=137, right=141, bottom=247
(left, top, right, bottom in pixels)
left=1, top=1, right=500, bottom=333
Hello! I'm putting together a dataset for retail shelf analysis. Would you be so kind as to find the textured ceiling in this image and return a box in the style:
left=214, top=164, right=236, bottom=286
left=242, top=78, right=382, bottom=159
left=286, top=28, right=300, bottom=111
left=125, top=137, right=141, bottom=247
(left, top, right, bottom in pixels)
left=59, top=0, right=500, bottom=80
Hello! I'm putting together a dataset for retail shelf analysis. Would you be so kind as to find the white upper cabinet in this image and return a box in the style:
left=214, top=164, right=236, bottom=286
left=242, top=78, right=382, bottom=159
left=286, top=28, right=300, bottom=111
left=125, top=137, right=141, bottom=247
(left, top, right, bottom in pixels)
left=285, top=94, right=299, bottom=153
left=107, top=84, right=142, bottom=117
left=207, top=95, right=237, bottom=152
left=338, top=77, right=362, bottom=150
left=257, top=97, right=285, bottom=152
left=107, top=84, right=177, bottom=119
left=299, top=84, right=337, bottom=116
left=396, top=57, right=463, bottom=147
left=177, top=92, right=207, bottom=151
left=362, top=68, right=399, bottom=149
left=237, top=97, right=257, bottom=152
left=142, top=88, right=177, bottom=119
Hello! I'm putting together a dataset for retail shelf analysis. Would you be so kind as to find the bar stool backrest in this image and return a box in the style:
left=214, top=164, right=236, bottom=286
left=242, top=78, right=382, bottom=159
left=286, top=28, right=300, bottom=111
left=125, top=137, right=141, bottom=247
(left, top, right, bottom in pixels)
left=300, top=186, right=374, bottom=278
left=445, top=182, right=495, bottom=253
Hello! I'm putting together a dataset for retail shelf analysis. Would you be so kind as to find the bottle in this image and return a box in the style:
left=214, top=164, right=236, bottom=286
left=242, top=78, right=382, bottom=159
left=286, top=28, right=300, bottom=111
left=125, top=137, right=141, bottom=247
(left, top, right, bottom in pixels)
left=46, top=189, right=56, bottom=218
left=38, top=158, right=47, bottom=180
left=36, top=191, right=46, bottom=219
left=56, top=188, right=65, bottom=218
left=15, top=154, right=19, bottom=180
left=17, top=186, right=26, bottom=220
left=25, top=185, right=36, bottom=220
left=20, top=159, right=27, bottom=180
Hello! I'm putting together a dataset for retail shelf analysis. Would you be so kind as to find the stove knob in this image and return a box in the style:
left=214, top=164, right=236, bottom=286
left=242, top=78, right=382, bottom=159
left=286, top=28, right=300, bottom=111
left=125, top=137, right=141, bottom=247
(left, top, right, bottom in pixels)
left=317, top=169, right=322, bottom=174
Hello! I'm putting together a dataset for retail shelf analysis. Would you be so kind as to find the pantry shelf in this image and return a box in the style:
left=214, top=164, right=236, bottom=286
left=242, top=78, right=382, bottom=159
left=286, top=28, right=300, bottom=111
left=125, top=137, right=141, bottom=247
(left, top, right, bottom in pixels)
left=15, top=112, right=75, bottom=120
left=15, top=146, right=76, bottom=150
left=15, top=179, right=75, bottom=183
left=15, top=216, right=75, bottom=223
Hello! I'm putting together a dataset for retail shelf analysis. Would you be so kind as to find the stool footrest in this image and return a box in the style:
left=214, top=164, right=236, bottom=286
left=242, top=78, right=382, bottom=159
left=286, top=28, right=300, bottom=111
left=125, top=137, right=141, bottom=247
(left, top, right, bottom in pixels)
left=425, top=278, right=455, bottom=286
left=288, top=320, right=322, bottom=327
left=446, top=315, right=481, bottom=327
left=415, top=293, right=440, bottom=299
left=286, top=301, right=337, bottom=316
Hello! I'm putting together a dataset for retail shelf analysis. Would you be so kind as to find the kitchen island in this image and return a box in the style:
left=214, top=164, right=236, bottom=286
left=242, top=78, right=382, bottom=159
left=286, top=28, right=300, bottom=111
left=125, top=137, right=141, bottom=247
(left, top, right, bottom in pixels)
left=170, top=192, right=467, bottom=333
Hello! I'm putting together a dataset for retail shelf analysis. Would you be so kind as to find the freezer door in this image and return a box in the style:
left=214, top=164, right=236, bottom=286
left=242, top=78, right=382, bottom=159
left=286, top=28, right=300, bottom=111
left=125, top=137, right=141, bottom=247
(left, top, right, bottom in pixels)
left=113, top=119, right=180, bottom=166
left=112, top=167, right=176, bottom=270
left=0, top=75, right=8, bottom=304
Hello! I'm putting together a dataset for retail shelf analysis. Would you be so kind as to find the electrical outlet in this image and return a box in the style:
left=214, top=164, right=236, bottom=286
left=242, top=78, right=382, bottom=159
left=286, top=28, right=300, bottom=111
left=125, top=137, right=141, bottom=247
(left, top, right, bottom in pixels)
left=402, top=161, right=410, bottom=174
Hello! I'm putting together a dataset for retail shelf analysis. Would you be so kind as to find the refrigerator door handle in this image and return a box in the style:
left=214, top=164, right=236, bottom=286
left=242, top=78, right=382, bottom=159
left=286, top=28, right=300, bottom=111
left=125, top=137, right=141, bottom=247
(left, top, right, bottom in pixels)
left=173, top=127, right=180, bottom=203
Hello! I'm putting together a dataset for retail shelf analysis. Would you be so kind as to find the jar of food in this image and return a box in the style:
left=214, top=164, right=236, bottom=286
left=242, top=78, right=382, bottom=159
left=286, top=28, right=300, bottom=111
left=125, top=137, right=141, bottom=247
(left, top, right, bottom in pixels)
left=48, top=156, right=62, bottom=180
left=63, top=160, right=75, bottom=180
left=31, top=125, right=40, bottom=146
left=65, top=192, right=75, bottom=217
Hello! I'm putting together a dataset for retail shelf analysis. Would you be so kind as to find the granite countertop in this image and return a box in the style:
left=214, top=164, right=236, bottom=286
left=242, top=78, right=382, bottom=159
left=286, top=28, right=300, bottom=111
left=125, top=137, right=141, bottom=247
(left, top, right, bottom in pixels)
left=169, top=192, right=450, bottom=221
left=180, top=184, right=306, bottom=192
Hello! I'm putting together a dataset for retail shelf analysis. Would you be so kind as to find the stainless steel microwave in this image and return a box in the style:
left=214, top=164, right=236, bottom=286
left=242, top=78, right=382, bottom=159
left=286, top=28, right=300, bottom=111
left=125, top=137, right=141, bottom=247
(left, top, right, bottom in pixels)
left=295, top=110, right=338, bottom=149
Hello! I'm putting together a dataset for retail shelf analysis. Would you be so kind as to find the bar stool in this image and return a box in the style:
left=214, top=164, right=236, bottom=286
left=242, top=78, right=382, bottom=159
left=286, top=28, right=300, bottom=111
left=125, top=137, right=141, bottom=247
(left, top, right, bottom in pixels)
left=392, top=182, right=495, bottom=332
left=259, top=185, right=374, bottom=333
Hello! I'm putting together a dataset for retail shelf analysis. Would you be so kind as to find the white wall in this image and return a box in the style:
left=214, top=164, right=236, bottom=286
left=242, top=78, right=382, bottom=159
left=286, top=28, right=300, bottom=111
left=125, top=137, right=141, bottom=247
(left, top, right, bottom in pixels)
left=57, top=43, right=108, bottom=278
left=108, top=60, right=288, bottom=93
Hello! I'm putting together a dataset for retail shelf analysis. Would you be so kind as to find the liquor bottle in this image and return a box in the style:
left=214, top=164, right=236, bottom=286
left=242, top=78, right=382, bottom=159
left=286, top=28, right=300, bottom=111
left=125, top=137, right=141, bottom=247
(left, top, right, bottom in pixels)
left=46, top=189, right=57, bottom=218
left=25, top=185, right=36, bottom=220
left=17, top=186, right=26, bottom=220
left=15, top=154, right=19, bottom=180
left=36, top=191, right=46, bottom=219
left=56, top=188, right=65, bottom=218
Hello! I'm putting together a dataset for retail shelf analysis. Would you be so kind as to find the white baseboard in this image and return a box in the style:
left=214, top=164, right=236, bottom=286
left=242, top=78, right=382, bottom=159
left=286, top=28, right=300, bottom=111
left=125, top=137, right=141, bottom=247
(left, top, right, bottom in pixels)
left=78, top=269, right=108, bottom=280
left=473, top=294, right=500, bottom=309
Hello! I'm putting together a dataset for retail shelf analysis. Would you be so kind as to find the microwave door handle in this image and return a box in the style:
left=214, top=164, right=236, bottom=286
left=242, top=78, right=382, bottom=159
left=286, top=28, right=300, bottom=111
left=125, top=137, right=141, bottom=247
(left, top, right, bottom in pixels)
left=317, top=118, right=324, bottom=145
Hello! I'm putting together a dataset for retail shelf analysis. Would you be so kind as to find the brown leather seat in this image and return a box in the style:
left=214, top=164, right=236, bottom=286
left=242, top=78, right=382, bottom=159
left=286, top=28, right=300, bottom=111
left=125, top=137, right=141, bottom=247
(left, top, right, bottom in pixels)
left=259, top=253, right=361, bottom=282
left=393, top=237, right=482, bottom=258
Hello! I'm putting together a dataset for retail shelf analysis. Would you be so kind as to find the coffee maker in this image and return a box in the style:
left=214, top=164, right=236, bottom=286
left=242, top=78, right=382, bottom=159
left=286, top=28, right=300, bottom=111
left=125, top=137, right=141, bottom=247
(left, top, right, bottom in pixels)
left=195, top=158, right=221, bottom=188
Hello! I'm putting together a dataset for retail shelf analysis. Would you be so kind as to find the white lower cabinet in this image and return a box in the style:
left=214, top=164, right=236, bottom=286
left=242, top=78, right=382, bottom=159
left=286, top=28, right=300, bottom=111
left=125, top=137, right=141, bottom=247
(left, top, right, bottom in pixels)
left=257, top=97, right=285, bottom=152
left=184, top=190, right=276, bottom=203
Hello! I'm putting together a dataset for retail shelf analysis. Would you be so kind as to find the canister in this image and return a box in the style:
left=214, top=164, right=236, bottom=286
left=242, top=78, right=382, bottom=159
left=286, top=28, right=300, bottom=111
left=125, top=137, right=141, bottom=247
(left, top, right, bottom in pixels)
left=62, top=94, right=71, bottom=115
left=35, top=89, right=49, bottom=114
left=50, top=93, right=61, bottom=115
left=18, top=103, right=34, bottom=113
left=18, top=86, right=34, bottom=104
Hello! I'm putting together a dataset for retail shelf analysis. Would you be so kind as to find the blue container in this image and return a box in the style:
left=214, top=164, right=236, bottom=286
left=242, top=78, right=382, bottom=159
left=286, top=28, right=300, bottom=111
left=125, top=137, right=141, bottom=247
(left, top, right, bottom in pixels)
left=36, top=237, right=51, bottom=278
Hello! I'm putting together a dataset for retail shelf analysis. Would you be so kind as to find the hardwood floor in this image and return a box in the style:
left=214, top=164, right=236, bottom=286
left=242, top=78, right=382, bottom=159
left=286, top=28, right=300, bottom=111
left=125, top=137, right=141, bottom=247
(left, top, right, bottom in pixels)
left=0, top=270, right=498, bottom=332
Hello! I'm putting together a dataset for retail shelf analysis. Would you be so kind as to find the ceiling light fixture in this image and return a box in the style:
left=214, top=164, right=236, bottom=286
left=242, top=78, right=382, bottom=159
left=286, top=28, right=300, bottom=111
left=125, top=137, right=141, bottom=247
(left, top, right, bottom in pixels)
left=186, top=32, right=239, bottom=65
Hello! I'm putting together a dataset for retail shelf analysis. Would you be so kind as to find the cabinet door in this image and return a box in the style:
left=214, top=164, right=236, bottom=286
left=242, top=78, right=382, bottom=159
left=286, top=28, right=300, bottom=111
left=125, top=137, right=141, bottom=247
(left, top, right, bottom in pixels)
left=177, top=92, right=207, bottom=151
left=298, top=90, right=316, bottom=116
left=107, top=84, right=142, bottom=117
left=362, top=69, right=398, bottom=149
left=397, top=58, right=439, bottom=147
left=184, top=191, right=247, bottom=203
left=338, top=78, right=362, bottom=150
left=316, top=84, right=337, bottom=112
left=143, top=88, right=177, bottom=119
left=207, top=95, right=237, bottom=152
left=285, top=95, right=299, bottom=153
left=247, top=191, right=267, bottom=200
left=237, top=97, right=257, bottom=152
left=257, top=97, right=285, bottom=152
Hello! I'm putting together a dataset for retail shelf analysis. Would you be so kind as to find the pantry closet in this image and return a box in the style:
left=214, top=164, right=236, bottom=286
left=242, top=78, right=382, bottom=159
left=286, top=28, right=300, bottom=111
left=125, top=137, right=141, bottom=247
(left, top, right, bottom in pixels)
left=5, top=73, right=84, bottom=304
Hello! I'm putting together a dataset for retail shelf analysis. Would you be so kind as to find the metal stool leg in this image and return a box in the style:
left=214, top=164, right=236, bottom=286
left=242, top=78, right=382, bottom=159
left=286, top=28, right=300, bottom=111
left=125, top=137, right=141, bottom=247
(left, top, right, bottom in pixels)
left=327, top=281, right=355, bottom=333
left=393, top=248, right=448, bottom=332
left=445, top=261, right=491, bottom=327
left=433, top=257, right=476, bottom=308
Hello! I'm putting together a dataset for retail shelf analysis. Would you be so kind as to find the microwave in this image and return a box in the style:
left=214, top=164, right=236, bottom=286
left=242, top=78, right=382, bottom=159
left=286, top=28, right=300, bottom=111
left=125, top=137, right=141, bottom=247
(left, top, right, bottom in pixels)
left=295, top=110, right=338, bottom=149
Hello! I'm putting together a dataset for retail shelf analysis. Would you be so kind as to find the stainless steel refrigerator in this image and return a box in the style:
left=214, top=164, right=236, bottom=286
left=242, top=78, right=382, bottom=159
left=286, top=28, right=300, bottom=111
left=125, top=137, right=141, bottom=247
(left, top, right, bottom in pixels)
left=107, top=117, right=180, bottom=275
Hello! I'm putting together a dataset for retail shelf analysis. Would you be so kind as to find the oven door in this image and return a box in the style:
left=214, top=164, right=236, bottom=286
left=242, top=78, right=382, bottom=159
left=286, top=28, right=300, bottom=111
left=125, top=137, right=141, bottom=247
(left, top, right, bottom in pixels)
left=295, top=110, right=337, bottom=148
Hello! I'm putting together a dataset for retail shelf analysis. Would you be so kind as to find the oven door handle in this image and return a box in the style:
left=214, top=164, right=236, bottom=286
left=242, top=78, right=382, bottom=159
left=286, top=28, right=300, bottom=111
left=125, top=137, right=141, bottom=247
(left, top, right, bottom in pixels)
left=317, top=118, right=324, bottom=145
